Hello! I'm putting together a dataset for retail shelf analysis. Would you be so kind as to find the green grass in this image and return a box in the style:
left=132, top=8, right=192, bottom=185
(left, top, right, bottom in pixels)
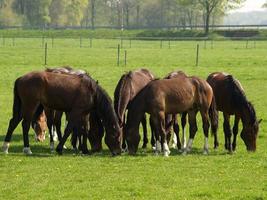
left=0, top=37, right=266, bottom=200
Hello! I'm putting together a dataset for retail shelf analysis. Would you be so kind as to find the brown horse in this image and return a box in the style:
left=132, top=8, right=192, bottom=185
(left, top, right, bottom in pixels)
left=207, top=72, right=261, bottom=152
left=114, top=69, right=154, bottom=149
left=125, top=75, right=218, bottom=156
left=43, top=67, right=104, bottom=153
left=150, top=71, right=188, bottom=150
left=2, top=71, right=121, bottom=155
left=32, top=111, right=47, bottom=142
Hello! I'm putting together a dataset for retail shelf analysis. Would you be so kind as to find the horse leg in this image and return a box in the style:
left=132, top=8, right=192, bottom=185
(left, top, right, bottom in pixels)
left=223, top=113, right=232, bottom=152
left=184, top=110, right=198, bottom=154
left=173, top=114, right=182, bottom=150
left=149, top=116, right=156, bottom=149
left=121, top=114, right=127, bottom=151
left=56, top=121, right=74, bottom=155
left=200, top=110, right=210, bottom=154
left=232, top=115, right=240, bottom=151
left=22, top=119, right=32, bottom=154
left=141, top=114, right=148, bottom=149
left=150, top=115, right=161, bottom=155
left=2, top=114, right=23, bottom=153
left=181, top=112, right=187, bottom=149
left=158, top=112, right=170, bottom=157
left=80, top=124, right=89, bottom=155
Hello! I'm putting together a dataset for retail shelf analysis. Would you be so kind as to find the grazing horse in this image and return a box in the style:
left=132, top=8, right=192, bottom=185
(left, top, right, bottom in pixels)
left=150, top=71, right=188, bottom=150
left=43, top=67, right=104, bottom=152
left=125, top=75, right=218, bottom=156
left=114, top=69, right=154, bottom=149
left=2, top=71, right=121, bottom=155
left=207, top=72, right=261, bottom=152
left=32, top=111, right=47, bottom=142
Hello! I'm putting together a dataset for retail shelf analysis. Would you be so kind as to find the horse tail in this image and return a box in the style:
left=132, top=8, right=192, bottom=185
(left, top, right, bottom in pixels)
left=12, top=78, right=22, bottom=119
left=209, top=95, right=218, bottom=136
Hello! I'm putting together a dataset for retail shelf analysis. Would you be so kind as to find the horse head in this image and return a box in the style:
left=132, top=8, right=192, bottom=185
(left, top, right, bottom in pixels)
left=33, top=111, right=47, bottom=142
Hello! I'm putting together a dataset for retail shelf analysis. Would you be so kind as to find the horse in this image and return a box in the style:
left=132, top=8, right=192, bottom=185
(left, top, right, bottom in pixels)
left=150, top=71, right=188, bottom=150
left=43, top=67, right=104, bottom=153
left=125, top=75, right=218, bottom=156
left=207, top=72, right=261, bottom=152
left=2, top=71, right=121, bottom=156
left=114, top=68, right=154, bottom=149
left=32, top=110, right=47, bottom=142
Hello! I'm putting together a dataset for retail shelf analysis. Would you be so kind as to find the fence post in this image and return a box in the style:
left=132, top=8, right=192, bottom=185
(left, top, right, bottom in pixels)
left=160, top=40, right=163, bottom=49
left=246, top=40, right=248, bottom=49
left=124, top=50, right=127, bottom=66
left=44, top=42, right=48, bottom=66
left=117, top=44, right=120, bottom=66
left=196, top=44, right=199, bottom=67
left=168, top=40, right=171, bottom=49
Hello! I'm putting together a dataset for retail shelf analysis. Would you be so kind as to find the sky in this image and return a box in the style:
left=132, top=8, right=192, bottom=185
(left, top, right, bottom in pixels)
left=233, top=0, right=266, bottom=12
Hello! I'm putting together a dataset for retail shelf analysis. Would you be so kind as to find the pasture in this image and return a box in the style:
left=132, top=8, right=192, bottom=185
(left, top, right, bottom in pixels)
left=0, top=37, right=266, bottom=199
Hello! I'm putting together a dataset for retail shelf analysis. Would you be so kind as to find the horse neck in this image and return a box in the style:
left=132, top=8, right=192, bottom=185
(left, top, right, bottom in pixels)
left=96, top=87, right=118, bottom=129
left=240, top=103, right=256, bottom=127
left=126, top=92, right=146, bottom=129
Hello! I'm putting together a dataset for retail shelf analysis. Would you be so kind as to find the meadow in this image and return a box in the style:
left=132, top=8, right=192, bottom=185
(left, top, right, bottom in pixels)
left=0, top=36, right=266, bottom=200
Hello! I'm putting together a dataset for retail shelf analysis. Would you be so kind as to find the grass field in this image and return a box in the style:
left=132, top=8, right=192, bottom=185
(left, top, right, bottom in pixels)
left=0, top=37, right=266, bottom=200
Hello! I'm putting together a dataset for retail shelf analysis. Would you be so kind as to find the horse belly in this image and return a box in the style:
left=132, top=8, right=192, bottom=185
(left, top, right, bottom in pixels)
left=165, top=95, right=194, bottom=114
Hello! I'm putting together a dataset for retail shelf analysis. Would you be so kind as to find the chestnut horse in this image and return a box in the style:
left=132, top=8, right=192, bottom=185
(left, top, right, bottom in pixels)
left=207, top=72, right=261, bottom=152
left=150, top=71, right=188, bottom=150
left=125, top=75, right=218, bottom=156
left=114, top=69, right=154, bottom=149
left=32, top=110, right=47, bottom=142
left=2, top=71, right=121, bottom=155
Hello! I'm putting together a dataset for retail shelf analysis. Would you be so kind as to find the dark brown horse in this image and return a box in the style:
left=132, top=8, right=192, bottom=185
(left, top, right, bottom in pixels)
left=2, top=71, right=121, bottom=155
left=114, top=69, right=154, bottom=149
left=207, top=72, right=261, bottom=152
left=43, top=67, right=104, bottom=153
left=125, top=75, right=218, bottom=156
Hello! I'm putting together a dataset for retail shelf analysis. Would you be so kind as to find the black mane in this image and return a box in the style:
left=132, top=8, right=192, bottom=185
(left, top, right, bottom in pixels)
left=226, top=75, right=257, bottom=124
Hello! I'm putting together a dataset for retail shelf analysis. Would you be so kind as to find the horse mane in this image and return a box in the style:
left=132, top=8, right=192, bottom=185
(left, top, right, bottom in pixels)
left=226, top=75, right=257, bottom=124
left=116, top=71, right=133, bottom=115
left=96, top=84, right=119, bottom=128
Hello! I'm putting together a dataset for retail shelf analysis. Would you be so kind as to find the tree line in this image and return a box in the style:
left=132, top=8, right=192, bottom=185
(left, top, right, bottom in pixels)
left=0, top=0, right=244, bottom=35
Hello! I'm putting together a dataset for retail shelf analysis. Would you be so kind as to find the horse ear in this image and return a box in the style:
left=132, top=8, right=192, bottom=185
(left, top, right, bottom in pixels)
left=258, top=119, right=262, bottom=124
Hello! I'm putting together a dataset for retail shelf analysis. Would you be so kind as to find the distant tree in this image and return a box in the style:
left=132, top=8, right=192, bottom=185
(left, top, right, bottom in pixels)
left=49, top=0, right=67, bottom=26
left=198, top=0, right=244, bottom=35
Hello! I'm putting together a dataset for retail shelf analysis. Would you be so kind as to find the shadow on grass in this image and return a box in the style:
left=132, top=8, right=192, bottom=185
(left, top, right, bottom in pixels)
left=0, top=134, right=23, bottom=142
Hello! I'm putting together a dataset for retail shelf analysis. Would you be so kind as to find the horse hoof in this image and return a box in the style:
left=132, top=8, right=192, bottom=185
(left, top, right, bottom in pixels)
left=164, top=151, right=170, bottom=157
left=56, top=147, right=63, bottom=155
left=203, top=150, right=209, bottom=155
left=82, top=150, right=89, bottom=155
left=23, top=147, right=32, bottom=155
left=2, top=142, right=9, bottom=154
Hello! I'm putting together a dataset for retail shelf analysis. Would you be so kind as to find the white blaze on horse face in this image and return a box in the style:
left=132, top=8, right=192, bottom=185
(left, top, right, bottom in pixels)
left=182, top=128, right=187, bottom=149
left=203, top=137, right=209, bottom=154
left=163, top=142, right=170, bottom=157
left=23, top=147, right=32, bottom=155
left=2, top=142, right=10, bottom=154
